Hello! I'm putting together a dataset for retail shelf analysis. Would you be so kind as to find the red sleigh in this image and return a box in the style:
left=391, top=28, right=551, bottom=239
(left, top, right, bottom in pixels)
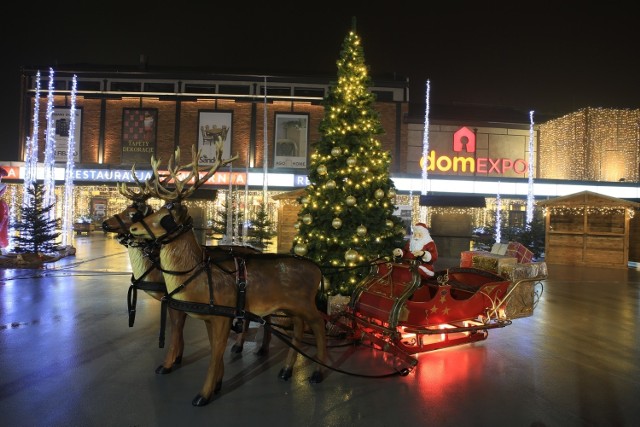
left=329, top=260, right=545, bottom=369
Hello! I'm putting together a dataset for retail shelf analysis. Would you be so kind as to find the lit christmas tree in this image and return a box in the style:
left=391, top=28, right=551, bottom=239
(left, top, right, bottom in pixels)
left=292, top=24, right=406, bottom=296
left=13, top=183, right=61, bottom=255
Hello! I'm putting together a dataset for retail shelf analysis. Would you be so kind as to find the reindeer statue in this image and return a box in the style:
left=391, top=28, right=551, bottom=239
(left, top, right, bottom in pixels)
left=128, top=144, right=328, bottom=406
left=102, top=166, right=270, bottom=376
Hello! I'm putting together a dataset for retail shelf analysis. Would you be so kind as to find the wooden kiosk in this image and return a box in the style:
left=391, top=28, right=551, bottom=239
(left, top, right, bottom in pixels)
left=537, top=191, right=640, bottom=269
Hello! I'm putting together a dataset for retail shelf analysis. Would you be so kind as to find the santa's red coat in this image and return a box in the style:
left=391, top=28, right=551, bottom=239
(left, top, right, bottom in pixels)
left=402, top=240, right=438, bottom=278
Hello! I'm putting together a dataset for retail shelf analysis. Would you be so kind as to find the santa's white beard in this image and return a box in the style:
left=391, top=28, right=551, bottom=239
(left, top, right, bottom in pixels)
left=410, top=234, right=432, bottom=252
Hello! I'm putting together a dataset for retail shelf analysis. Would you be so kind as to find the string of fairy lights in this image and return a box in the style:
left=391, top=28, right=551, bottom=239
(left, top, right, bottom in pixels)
left=539, top=108, right=640, bottom=182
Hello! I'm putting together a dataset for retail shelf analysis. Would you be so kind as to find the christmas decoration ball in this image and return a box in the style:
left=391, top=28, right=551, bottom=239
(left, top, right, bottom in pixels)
left=294, top=244, right=308, bottom=256
left=331, top=147, right=342, bottom=157
left=386, top=219, right=394, bottom=228
left=374, top=189, right=385, bottom=199
left=302, top=214, right=313, bottom=225
left=356, top=225, right=367, bottom=236
left=325, top=179, right=336, bottom=190
left=301, top=196, right=309, bottom=205
left=388, top=188, right=396, bottom=198
left=346, top=195, right=357, bottom=206
left=293, top=221, right=301, bottom=230
left=345, top=249, right=358, bottom=262
left=317, top=164, right=327, bottom=175
left=332, top=217, right=343, bottom=229
left=346, top=157, right=357, bottom=167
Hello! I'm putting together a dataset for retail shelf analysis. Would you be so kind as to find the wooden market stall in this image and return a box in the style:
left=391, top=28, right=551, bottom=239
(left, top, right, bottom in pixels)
left=537, top=191, right=640, bottom=269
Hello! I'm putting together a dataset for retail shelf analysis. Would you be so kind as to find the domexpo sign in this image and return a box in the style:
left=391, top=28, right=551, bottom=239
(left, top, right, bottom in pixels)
left=420, top=127, right=529, bottom=175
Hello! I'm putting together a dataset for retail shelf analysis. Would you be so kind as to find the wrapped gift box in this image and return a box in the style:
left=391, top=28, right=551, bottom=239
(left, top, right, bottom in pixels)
left=460, top=250, right=476, bottom=267
left=471, top=254, right=517, bottom=274
left=500, top=262, right=548, bottom=281
left=504, top=280, right=536, bottom=319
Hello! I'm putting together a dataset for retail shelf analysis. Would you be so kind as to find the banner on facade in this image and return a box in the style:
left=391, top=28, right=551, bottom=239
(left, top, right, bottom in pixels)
left=274, top=113, right=308, bottom=169
left=121, top=108, right=157, bottom=164
left=197, top=111, right=232, bottom=165
left=53, top=107, right=82, bottom=162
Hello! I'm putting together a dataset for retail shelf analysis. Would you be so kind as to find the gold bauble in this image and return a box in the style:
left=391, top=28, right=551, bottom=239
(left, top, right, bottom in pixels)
left=326, top=180, right=336, bottom=190
left=345, top=249, right=358, bottom=262
left=346, top=195, right=357, bottom=206
left=374, top=189, right=385, bottom=199
left=331, top=147, right=342, bottom=157
left=356, top=225, right=367, bottom=236
left=346, top=157, right=357, bottom=167
left=386, top=219, right=394, bottom=228
left=317, top=164, right=327, bottom=175
left=293, top=221, right=301, bottom=230
left=302, top=214, right=313, bottom=225
left=332, top=217, right=343, bottom=229
left=301, top=196, right=309, bottom=205
left=388, top=188, right=396, bottom=198
left=294, top=244, right=308, bottom=256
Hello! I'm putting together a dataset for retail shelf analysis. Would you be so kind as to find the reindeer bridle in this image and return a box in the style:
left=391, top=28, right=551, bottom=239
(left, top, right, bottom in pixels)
left=139, top=202, right=194, bottom=246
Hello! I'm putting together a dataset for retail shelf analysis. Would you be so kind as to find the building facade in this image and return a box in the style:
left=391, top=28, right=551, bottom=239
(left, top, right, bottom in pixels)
left=4, top=65, right=640, bottom=258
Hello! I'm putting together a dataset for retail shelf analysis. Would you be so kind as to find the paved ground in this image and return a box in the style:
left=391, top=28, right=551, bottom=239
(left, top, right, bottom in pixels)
left=1, top=233, right=639, bottom=427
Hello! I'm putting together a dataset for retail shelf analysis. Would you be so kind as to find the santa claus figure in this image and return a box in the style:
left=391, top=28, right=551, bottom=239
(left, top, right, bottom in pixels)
left=393, top=222, right=438, bottom=278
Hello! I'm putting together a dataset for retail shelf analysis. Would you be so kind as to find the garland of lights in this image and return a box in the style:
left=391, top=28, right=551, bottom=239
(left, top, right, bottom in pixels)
left=24, top=70, right=42, bottom=207
left=420, top=79, right=430, bottom=223
left=526, top=110, right=535, bottom=225
left=539, top=108, right=640, bottom=182
left=42, top=68, right=56, bottom=216
left=495, top=191, right=502, bottom=243
left=61, top=75, right=78, bottom=247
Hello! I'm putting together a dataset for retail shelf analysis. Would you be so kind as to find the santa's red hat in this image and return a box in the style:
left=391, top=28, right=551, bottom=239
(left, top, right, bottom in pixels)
left=413, top=223, right=428, bottom=230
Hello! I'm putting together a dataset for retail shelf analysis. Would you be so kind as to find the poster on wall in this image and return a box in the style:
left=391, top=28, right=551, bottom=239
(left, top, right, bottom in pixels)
left=197, top=111, right=232, bottom=165
left=274, top=113, right=308, bottom=169
left=121, top=108, right=157, bottom=164
left=52, top=107, right=82, bottom=162
left=393, top=205, right=413, bottom=237
left=90, top=197, right=108, bottom=223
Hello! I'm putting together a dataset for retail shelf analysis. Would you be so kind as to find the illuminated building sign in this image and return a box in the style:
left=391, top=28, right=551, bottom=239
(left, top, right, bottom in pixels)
left=420, top=126, right=529, bottom=175
left=2, top=166, right=247, bottom=186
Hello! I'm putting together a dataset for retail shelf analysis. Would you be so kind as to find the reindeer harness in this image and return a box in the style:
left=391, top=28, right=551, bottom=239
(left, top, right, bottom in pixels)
left=141, top=211, right=263, bottom=348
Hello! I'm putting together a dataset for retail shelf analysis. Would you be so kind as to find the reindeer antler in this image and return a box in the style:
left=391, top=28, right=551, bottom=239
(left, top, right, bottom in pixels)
left=148, top=141, right=237, bottom=202
left=119, top=164, right=170, bottom=202
left=118, top=164, right=154, bottom=202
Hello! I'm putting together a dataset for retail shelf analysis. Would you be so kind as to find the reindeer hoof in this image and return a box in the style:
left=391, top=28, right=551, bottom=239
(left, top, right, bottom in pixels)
left=155, top=365, right=172, bottom=374
left=309, top=371, right=324, bottom=384
left=255, top=347, right=269, bottom=357
left=192, top=394, right=211, bottom=407
left=278, top=367, right=292, bottom=381
left=230, top=344, right=243, bottom=354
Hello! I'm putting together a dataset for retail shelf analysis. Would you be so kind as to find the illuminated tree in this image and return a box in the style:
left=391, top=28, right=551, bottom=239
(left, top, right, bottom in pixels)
left=292, top=25, right=406, bottom=296
left=13, top=183, right=61, bottom=254
left=246, top=203, right=276, bottom=251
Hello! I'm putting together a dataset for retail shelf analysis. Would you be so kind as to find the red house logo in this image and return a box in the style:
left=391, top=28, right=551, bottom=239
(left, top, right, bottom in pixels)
left=453, top=127, right=476, bottom=153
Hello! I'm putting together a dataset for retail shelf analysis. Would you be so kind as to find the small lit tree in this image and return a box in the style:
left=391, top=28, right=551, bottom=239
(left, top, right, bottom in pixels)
left=13, top=183, right=61, bottom=254
left=246, top=203, right=276, bottom=251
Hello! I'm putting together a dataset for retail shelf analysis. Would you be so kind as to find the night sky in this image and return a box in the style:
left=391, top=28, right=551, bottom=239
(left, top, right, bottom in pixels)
left=1, top=2, right=638, bottom=161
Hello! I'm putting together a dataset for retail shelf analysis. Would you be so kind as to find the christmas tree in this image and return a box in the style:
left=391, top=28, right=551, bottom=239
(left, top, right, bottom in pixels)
left=246, top=203, right=276, bottom=251
left=13, top=183, right=61, bottom=254
left=292, top=23, right=406, bottom=296
left=210, top=195, right=243, bottom=244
